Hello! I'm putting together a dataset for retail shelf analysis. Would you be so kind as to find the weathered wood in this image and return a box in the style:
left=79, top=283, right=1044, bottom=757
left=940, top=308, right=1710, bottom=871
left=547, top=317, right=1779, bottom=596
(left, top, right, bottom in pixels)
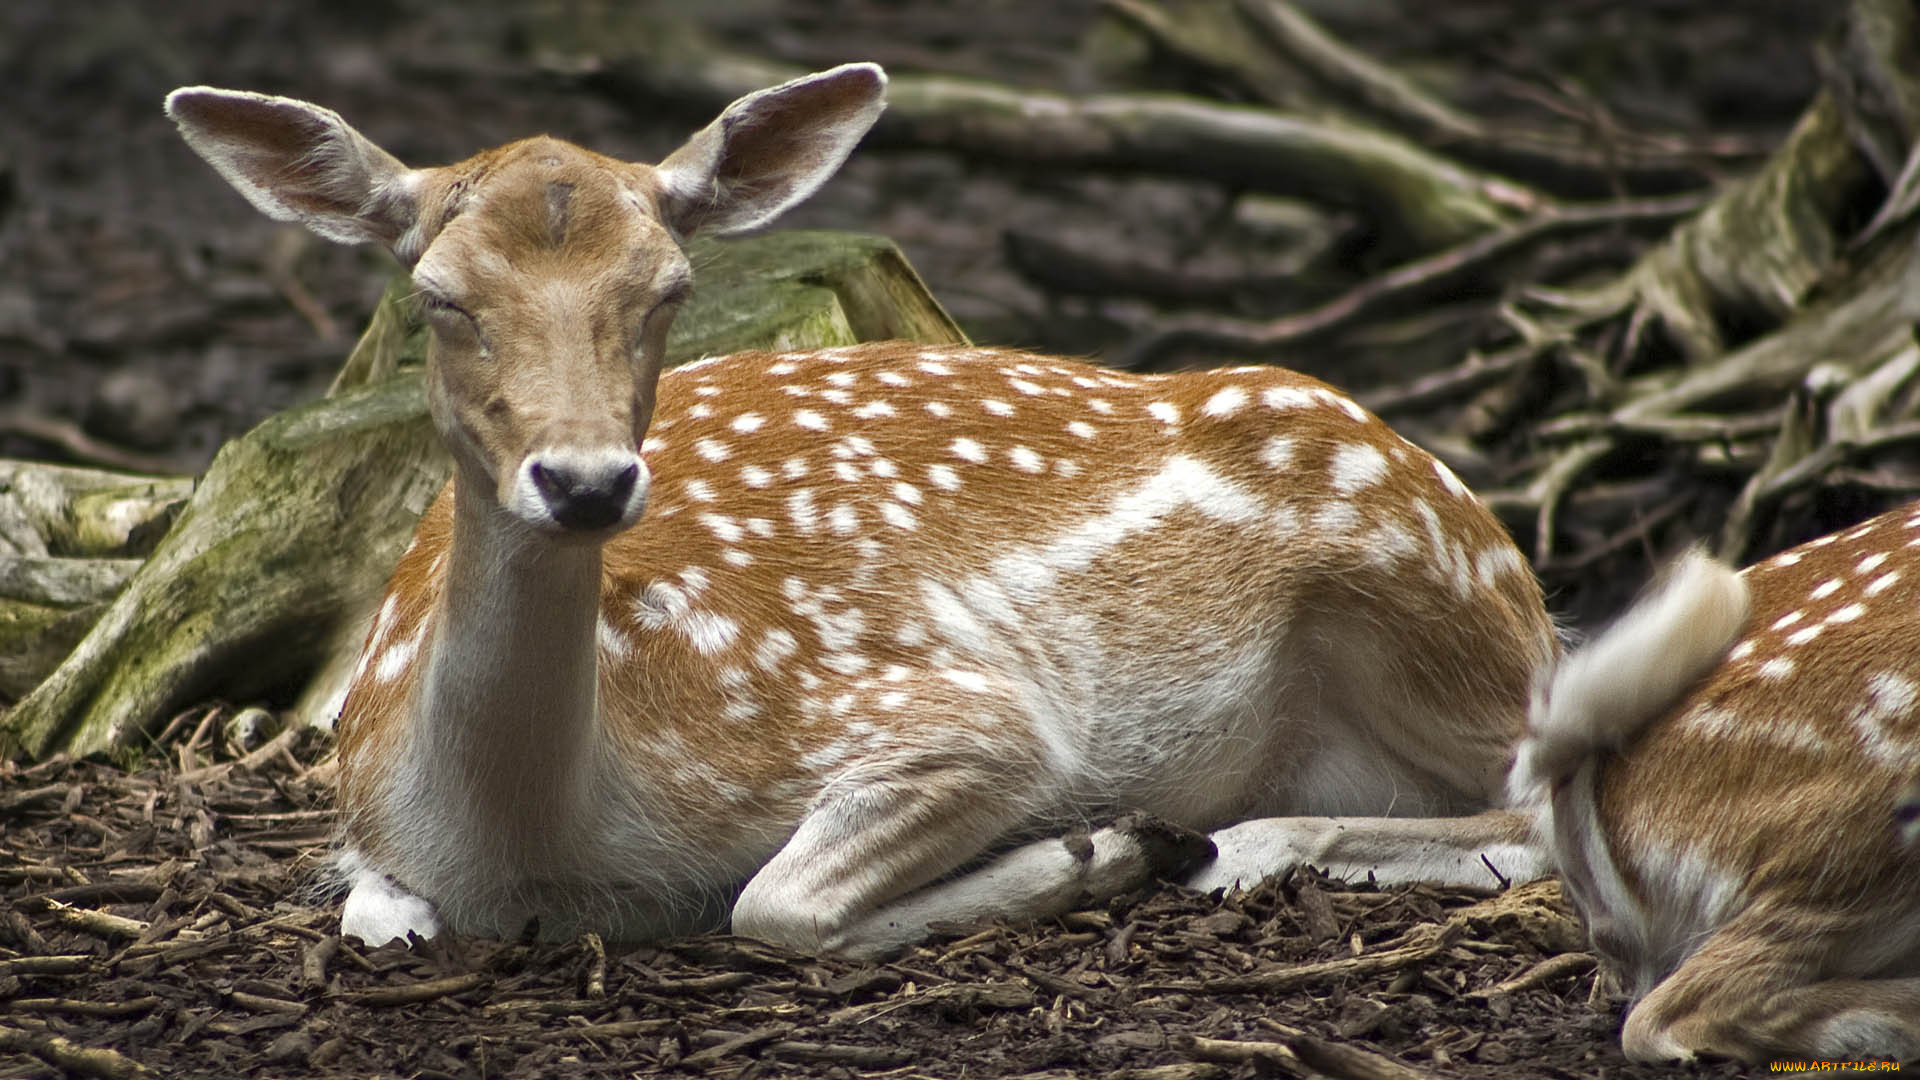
left=0, top=462, right=193, bottom=700
left=2, top=231, right=963, bottom=760
left=557, top=15, right=1536, bottom=255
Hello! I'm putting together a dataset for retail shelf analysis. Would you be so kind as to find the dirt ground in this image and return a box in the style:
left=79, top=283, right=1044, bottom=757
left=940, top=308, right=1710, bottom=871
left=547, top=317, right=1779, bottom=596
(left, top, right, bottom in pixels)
left=0, top=3, right=1842, bottom=1078
left=1, top=719, right=1754, bottom=1080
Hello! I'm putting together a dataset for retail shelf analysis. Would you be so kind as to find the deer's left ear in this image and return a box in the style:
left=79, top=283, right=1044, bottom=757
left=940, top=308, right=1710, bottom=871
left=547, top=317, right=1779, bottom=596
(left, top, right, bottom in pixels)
left=655, top=63, right=886, bottom=239
left=166, top=87, right=424, bottom=251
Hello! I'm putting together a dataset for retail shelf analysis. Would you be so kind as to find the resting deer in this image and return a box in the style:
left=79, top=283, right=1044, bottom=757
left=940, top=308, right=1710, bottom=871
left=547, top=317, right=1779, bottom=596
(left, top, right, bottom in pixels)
left=1513, top=528, right=1920, bottom=1062
left=166, top=65, right=1560, bottom=959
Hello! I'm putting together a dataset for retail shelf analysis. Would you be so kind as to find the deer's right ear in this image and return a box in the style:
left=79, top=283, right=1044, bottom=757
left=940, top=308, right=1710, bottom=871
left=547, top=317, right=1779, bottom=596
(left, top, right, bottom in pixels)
left=165, top=87, right=422, bottom=252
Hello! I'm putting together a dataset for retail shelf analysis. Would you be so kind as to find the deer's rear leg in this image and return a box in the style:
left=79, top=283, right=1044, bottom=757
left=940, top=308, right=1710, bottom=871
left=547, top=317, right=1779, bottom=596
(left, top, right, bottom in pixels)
left=1620, top=922, right=1920, bottom=1062
left=730, top=737, right=1208, bottom=958
left=1187, top=808, right=1546, bottom=893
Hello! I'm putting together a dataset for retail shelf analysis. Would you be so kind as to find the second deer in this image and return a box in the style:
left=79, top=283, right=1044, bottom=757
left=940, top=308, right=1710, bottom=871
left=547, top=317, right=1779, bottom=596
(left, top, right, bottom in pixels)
left=1515, top=521, right=1920, bottom=1062
left=167, top=65, right=1560, bottom=958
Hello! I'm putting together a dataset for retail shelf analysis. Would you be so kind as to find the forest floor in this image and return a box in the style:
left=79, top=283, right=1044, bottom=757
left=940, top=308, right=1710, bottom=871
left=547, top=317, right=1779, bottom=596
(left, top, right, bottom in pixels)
left=1, top=720, right=1753, bottom=1080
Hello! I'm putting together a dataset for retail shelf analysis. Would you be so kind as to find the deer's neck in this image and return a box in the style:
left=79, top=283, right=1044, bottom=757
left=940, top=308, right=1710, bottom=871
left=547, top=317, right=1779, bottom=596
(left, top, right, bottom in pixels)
left=412, top=476, right=606, bottom=841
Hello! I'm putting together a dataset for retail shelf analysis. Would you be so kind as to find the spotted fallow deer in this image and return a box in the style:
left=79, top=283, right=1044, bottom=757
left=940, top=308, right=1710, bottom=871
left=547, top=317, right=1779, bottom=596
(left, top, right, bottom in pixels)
left=1513, top=526, right=1920, bottom=1063
left=166, top=65, right=1561, bottom=959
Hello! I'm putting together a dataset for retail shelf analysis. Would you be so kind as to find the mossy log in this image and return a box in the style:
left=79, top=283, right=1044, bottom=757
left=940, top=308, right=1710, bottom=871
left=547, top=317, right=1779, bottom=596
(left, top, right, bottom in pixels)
left=2, top=230, right=964, bottom=761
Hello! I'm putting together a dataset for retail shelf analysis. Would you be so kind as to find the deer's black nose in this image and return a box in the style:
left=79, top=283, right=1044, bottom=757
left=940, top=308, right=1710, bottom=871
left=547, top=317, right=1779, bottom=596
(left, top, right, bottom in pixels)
left=529, top=456, right=641, bottom=531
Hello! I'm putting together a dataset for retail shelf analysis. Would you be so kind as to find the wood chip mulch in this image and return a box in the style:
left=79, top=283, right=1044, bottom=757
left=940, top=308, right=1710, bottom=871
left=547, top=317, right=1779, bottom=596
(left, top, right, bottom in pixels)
left=0, top=711, right=1748, bottom=1080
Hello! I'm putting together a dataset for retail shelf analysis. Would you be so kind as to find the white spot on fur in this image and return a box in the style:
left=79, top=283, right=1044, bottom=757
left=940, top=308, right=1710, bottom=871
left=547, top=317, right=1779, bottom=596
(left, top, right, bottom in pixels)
left=1203, top=386, right=1248, bottom=417
left=983, top=399, right=1015, bottom=417
left=1262, top=386, right=1317, bottom=411
left=1260, top=436, right=1296, bottom=471
left=1146, top=401, right=1180, bottom=425
left=794, top=409, right=829, bottom=431
left=375, top=624, right=423, bottom=683
left=927, top=464, right=962, bottom=491
left=1785, top=624, right=1825, bottom=646
left=880, top=502, right=918, bottom=530
left=681, top=610, right=740, bottom=656
left=1066, top=421, right=1097, bottom=440
left=951, top=437, right=988, bottom=464
left=820, top=652, right=870, bottom=676
left=732, top=412, right=765, bottom=434
left=1329, top=443, right=1389, bottom=494
left=1867, top=570, right=1901, bottom=597
left=1473, top=544, right=1527, bottom=587
left=740, top=464, right=774, bottom=488
left=1851, top=672, right=1920, bottom=766
left=892, top=481, right=923, bottom=505
left=925, top=401, right=953, bottom=418
left=1826, top=603, right=1866, bottom=624
left=1758, top=657, right=1796, bottom=680
left=828, top=504, right=860, bottom=535
left=1771, top=610, right=1804, bottom=631
left=1324, top=391, right=1368, bottom=422
left=698, top=513, right=745, bottom=543
left=941, top=668, right=991, bottom=693
left=854, top=401, right=896, bottom=420
left=1312, top=500, right=1361, bottom=538
left=787, top=489, right=819, bottom=534
left=1810, top=578, right=1843, bottom=600
left=1433, top=458, right=1471, bottom=499
left=1009, top=446, right=1045, bottom=473
left=754, top=628, right=799, bottom=672
left=695, top=438, right=731, bottom=462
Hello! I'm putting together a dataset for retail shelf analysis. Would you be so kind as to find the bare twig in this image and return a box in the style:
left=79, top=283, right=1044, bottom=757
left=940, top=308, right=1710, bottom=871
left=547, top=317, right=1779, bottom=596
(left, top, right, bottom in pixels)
left=0, top=410, right=180, bottom=476
left=1117, top=193, right=1704, bottom=369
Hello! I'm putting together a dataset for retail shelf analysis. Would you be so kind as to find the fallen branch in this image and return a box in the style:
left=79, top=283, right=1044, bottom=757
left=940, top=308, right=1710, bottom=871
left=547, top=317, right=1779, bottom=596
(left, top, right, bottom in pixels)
left=1469, top=951, right=1597, bottom=999
left=1141, top=920, right=1461, bottom=995
left=0, top=1026, right=155, bottom=1080
left=1115, top=193, right=1703, bottom=369
left=579, top=25, right=1539, bottom=256
left=337, top=971, right=489, bottom=1007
